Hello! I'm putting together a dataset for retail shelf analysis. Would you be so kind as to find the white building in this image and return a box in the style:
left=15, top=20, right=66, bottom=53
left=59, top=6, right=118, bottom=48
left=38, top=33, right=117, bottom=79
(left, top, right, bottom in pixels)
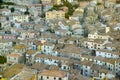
left=67, top=0, right=73, bottom=3
left=88, top=31, right=109, bottom=40
left=81, top=60, right=93, bottom=77
left=115, top=59, right=120, bottom=75
left=94, top=56, right=116, bottom=71
left=34, top=53, right=59, bottom=65
left=7, top=53, right=23, bottom=63
left=84, top=39, right=106, bottom=50
left=0, top=9, right=11, bottom=16
left=96, top=50, right=120, bottom=58
left=10, top=14, right=29, bottom=22
left=3, top=0, right=34, bottom=5
left=113, top=23, right=120, bottom=30
left=55, top=29, right=72, bottom=36
left=41, top=42, right=55, bottom=55
left=0, top=40, right=12, bottom=49
left=0, top=20, right=10, bottom=29
left=15, top=5, right=27, bottom=12
left=98, top=69, right=115, bottom=79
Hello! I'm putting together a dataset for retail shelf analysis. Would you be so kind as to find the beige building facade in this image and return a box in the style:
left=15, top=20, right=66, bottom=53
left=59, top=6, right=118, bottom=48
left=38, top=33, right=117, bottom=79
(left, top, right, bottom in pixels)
left=46, top=10, right=65, bottom=20
left=38, top=70, right=68, bottom=80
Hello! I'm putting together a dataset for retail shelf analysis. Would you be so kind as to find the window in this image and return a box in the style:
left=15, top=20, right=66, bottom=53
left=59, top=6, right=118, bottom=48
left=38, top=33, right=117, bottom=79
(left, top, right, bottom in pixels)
left=63, top=66, right=66, bottom=69
left=47, top=76, right=49, bottom=79
left=54, top=77, right=56, bottom=80
left=104, top=63, right=106, bottom=65
left=85, top=73, right=87, bottom=76
left=14, top=58, right=16, bottom=60
left=59, top=78, right=62, bottom=80
left=85, top=70, right=88, bottom=72
left=96, top=60, right=97, bottom=63
left=40, top=76, right=43, bottom=80
left=44, top=49, right=46, bottom=52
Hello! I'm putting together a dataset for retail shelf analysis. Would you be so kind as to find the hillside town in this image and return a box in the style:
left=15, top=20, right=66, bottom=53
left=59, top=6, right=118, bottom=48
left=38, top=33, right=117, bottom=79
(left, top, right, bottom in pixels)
left=0, top=0, right=120, bottom=80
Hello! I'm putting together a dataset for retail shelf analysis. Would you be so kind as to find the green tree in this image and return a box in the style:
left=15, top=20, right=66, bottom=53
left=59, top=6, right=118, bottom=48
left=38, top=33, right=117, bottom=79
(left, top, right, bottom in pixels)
left=97, top=2, right=102, bottom=5
left=0, top=56, right=7, bottom=64
left=61, top=0, right=65, bottom=3
left=0, top=23, right=2, bottom=30
left=0, top=0, right=3, bottom=9
left=91, top=50, right=96, bottom=56
left=48, top=0, right=78, bottom=19
left=11, top=7, right=15, bottom=13
left=24, top=7, right=29, bottom=15
left=4, top=2, right=15, bottom=5
left=49, top=4, right=63, bottom=11
left=65, top=13, right=69, bottom=19
left=24, top=11, right=29, bottom=15
left=29, top=17, right=33, bottom=21
left=41, top=13, right=45, bottom=18
left=73, top=4, right=79, bottom=9
left=39, top=0, right=42, bottom=3
left=116, top=0, right=120, bottom=4
left=0, top=0, right=3, bottom=4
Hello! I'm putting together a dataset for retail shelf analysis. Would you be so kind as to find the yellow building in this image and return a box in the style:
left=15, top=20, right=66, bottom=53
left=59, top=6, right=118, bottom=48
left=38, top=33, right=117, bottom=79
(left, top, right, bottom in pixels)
left=45, top=10, right=65, bottom=20
left=37, top=45, right=42, bottom=51
left=0, top=78, right=7, bottom=80
left=41, top=0, right=51, bottom=4
left=52, top=0, right=61, bottom=5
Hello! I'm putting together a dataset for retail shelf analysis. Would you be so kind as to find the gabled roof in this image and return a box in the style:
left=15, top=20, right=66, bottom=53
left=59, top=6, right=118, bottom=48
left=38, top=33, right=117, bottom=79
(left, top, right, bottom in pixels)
left=39, top=70, right=68, bottom=78
left=8, top=53, right=21, bottom=58
left=26, top=50, right=36, bottom=55
left=13, top=44, right=27, bottom=50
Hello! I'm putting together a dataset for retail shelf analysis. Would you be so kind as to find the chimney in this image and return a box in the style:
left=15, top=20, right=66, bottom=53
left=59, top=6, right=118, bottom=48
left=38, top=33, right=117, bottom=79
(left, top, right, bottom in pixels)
left=105, top=26, right=110, bottom=33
